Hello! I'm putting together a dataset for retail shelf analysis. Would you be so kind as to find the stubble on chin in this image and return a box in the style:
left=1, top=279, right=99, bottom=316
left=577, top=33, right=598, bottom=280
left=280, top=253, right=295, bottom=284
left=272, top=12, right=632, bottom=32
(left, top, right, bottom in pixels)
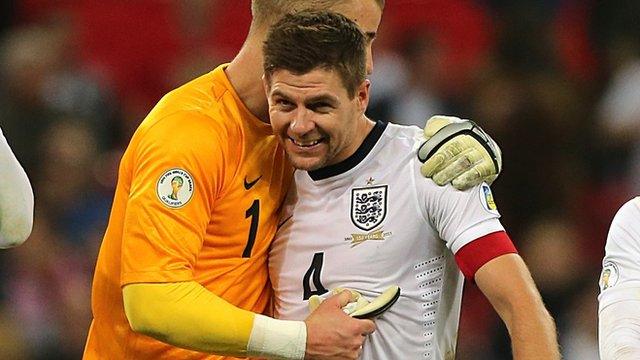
left=289, top=156, right=326, bottom=172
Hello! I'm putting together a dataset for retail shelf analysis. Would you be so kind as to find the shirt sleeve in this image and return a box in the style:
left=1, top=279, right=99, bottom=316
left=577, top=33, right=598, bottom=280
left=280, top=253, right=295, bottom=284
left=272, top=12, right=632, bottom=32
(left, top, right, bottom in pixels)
left=596, top=198, right=640, bottom=359
left=120, top=112, right=231, bottom=285
left=418, top=179, right=505, bottom=254
left=0, top=127, right=34, bottom=248
left=598, top=197, right=640, bottom=311
left=599, top=299, right=640, bottom=359
left=414, top=161, right=516, bottom=278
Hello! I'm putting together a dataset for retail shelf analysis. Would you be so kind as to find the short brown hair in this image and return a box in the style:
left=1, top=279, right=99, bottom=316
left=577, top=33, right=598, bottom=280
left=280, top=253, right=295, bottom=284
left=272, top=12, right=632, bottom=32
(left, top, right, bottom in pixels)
left=263, top=11, right=366, bottom=98
left=251, top=0, right=385, bottom=27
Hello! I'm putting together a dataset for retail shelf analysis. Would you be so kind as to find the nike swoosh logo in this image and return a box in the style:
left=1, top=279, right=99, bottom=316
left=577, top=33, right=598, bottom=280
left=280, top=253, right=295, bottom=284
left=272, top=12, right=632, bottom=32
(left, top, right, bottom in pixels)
left=244, top=175, right=262, bottom=190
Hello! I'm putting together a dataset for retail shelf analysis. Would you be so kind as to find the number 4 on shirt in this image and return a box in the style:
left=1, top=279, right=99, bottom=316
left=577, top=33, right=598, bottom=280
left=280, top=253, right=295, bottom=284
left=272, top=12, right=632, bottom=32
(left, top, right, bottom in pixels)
left=303, top=252, right=328, bottom=300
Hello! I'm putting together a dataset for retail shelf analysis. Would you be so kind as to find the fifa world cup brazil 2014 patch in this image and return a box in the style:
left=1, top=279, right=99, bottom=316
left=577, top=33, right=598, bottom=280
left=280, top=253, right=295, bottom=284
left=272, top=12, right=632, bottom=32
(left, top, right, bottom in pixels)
left=600, top=262, right=620, bottom=291
left=351, top=185, right=387, bottom=231
left=156, top=168, right=194, bottom=208
left=479, top=183, right=499, bottom=214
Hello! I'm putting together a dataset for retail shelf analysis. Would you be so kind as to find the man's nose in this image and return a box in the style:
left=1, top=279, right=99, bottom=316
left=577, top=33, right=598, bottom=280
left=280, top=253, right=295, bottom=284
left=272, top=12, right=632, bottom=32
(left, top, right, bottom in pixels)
left=289, top=109, right=315, bottom=135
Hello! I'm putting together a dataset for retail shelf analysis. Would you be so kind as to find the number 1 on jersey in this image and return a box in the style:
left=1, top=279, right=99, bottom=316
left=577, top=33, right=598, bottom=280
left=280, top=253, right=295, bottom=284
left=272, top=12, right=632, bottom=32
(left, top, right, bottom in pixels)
left=303, top=252, right=328, bottom=300
left=242, top=199, right=259, bottom=258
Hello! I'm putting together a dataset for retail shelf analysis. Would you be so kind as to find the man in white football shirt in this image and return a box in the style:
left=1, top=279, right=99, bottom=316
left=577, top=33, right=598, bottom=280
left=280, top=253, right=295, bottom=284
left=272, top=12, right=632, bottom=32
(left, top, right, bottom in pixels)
left=263, top=11, right=559, bottom=359
left=0, top=126, right=34, bottom=248
left=598, top=197, right=640, bottom=359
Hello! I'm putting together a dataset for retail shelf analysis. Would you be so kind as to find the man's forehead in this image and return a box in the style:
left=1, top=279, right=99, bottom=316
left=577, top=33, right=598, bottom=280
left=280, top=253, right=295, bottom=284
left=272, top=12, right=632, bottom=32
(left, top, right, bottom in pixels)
left=270, top=69, right=343, bottom=92
left=271, top=68, right=340, bottom=87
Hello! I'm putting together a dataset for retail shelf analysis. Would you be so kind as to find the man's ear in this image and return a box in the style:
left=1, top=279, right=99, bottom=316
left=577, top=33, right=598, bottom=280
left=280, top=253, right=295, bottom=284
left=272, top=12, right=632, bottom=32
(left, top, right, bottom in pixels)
left=262, top=74, right=271, bottom=98
left=356, top=79, right=370, bottom=113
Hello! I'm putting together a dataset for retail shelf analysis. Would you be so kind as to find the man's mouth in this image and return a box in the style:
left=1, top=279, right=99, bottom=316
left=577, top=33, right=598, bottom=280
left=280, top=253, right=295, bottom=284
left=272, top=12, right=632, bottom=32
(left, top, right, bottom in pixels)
left=289, top=137, right=324, bottom=147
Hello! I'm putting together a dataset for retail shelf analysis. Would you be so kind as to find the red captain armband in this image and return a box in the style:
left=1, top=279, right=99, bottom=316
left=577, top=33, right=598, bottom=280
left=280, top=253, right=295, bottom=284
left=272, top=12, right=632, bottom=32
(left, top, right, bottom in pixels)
left=455, top=231, right=517, bottom=280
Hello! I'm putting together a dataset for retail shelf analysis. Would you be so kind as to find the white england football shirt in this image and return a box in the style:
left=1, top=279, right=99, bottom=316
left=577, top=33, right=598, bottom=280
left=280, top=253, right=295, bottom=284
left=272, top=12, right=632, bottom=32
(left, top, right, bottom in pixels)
left=269, top=121, right=506, bottom=359
left=598, top=197, right=640, bottom=359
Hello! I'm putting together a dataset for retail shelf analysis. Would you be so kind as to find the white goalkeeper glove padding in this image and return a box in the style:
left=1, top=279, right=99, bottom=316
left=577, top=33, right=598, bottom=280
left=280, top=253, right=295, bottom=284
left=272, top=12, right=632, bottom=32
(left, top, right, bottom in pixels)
left=308, top=285, right=401, bottom=319
left=417, top=115, right=502, bottom=190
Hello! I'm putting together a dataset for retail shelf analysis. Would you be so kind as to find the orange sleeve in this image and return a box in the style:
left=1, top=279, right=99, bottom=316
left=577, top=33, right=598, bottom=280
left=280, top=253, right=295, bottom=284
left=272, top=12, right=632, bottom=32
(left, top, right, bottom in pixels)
left=120, top=112, right=233, bottom=285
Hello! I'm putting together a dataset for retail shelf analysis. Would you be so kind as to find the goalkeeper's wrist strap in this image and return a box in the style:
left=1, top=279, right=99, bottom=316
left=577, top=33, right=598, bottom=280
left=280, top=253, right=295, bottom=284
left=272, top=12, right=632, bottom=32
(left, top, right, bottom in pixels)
left=247, top=314, right=306, bottom=360
left=418, top=121, right=501, bottom=173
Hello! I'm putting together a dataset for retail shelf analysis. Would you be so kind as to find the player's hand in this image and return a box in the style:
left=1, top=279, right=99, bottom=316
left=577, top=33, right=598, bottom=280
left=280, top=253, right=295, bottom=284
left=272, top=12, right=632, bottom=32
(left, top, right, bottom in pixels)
left=304, top=290, right=376, bottom=360
left=417, top=115, right=502, bottom=190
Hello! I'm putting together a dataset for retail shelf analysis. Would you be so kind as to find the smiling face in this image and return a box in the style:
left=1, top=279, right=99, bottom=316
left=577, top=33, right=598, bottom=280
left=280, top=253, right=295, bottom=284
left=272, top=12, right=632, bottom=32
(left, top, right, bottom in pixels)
left=262, top=11, right=374, bottom=170
left=265, top=67, right=370, bottom=171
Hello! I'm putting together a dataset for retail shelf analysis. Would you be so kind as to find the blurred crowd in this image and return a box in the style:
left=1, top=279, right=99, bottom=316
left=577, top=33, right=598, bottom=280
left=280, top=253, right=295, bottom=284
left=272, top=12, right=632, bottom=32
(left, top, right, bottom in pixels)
left=0, top=0, right=638, bottom=358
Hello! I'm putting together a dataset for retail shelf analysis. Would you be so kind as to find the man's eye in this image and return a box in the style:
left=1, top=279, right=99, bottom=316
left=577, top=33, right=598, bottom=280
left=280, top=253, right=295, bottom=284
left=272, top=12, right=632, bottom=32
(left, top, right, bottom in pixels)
left=276, top=99, right=294, bottom=109
left=310, top=103, right=332, bottom=113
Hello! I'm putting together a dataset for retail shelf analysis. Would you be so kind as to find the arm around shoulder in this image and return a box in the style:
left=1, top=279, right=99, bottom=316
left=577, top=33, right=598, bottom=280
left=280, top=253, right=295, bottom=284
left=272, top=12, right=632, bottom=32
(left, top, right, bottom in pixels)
left=418, top=115, right=502, bottom=190
left=0, top=129, right=34, bottom=248
left=475, top=253, right=560, bottom=359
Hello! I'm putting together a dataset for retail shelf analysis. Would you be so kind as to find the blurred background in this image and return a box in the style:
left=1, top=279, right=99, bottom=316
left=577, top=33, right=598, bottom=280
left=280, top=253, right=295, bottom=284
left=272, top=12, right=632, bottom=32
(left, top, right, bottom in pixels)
left=0, top=0, right=638, bottom=358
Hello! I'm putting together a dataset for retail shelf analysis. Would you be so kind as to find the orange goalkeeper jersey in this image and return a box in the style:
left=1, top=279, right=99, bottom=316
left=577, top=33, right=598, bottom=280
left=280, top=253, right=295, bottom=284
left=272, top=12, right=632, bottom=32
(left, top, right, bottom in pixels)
left=83, top=64, right=293, bottom=359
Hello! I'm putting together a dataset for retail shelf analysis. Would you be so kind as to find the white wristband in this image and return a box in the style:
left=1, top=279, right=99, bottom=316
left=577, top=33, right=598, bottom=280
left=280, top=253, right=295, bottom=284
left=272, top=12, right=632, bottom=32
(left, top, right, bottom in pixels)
left=247, top=314, right=306, bottom=360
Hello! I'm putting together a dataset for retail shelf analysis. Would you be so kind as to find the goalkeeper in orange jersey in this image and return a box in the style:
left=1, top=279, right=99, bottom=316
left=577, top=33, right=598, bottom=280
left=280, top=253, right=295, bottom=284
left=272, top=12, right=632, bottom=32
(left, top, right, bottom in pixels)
left=83, top=1, right=503, bottom=359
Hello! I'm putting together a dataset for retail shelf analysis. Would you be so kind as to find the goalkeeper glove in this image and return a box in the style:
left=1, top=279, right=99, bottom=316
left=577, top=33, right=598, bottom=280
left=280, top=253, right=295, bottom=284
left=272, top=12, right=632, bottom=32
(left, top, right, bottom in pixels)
left=308, top=285, right=400, bottom=319
left=417, top=115, right=502, bottom=190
